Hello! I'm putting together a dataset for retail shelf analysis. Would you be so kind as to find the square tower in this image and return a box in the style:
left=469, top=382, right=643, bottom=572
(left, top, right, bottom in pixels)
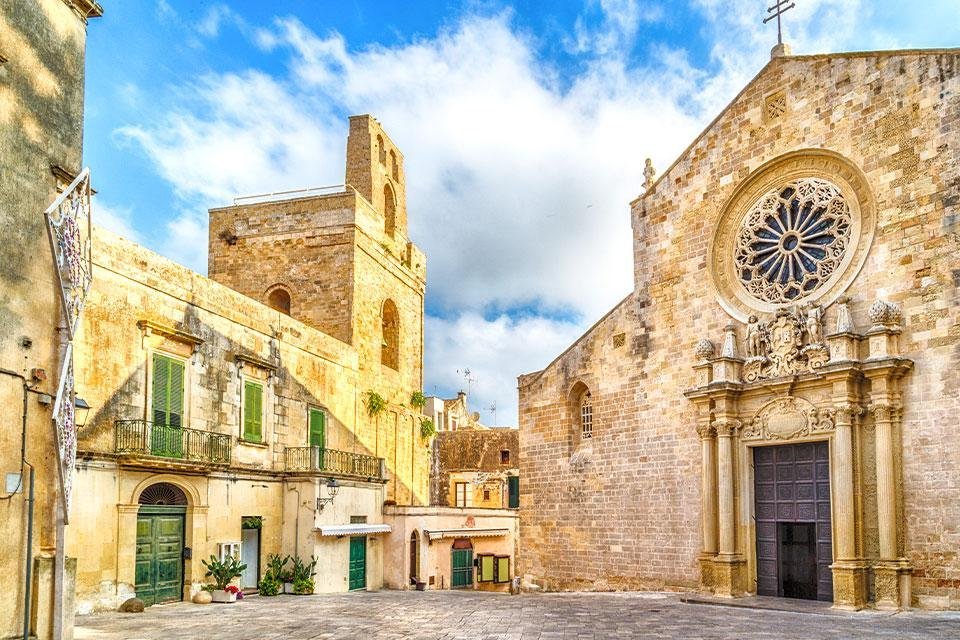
left=208, top=115, right=426, bottom=397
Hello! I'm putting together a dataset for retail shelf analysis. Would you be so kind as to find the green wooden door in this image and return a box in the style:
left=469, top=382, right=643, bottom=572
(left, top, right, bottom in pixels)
left=151, top=354, right=184, bottom=458
left=135, top=508, right=184, bottom=606
left=451, top=548, right=474, bottom=588
left=349, top=536, right=366, bottom=591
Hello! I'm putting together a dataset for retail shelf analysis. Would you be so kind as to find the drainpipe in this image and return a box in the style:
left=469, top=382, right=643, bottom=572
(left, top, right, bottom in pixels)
left=0, top=367, right=37, bottom=640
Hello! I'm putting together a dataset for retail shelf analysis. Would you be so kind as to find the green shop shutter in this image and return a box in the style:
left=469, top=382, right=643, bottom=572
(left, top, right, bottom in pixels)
left=243, top=381, right=263, bottom=442
left=309, top=408, right=326, bottom=449
left=495, top=556, right=510, bottom=583
left=479, top=555, right=495, bottom=582
left=152, top=354, right=184, bottom=427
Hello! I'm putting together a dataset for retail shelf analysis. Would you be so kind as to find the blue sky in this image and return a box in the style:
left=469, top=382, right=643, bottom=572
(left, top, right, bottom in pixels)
left=83, top=0, right=958, bottom=426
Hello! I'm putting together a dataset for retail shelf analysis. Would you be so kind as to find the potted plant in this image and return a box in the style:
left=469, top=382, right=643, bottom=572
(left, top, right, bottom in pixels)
left=258, top=554, right=288, bottom=597
left=201, top=555, right=247, bottom=603
left=290, top=555, right=318, bottom=595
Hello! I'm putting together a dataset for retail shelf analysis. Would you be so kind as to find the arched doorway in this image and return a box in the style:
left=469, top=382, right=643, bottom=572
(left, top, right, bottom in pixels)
left=409, top=531, right=420, bottom=585
left=136, top=482, right=187, bottom=606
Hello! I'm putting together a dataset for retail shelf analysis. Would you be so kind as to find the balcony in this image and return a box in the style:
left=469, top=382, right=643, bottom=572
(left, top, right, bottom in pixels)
left=114, top=420, right=232, bottom=466
left=284, top=446, right=385, bottom=481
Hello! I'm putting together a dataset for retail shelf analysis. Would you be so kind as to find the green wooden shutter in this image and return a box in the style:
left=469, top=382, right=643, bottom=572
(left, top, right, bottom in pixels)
left=152, top=354, right=185, bottom=427
left=309, top=409, right=326, bottom=449
left=508, top=475, right=520, bottom=509
left=151, top=354, right=169, bottom=425
left=243, top=381, right=263, bottom=442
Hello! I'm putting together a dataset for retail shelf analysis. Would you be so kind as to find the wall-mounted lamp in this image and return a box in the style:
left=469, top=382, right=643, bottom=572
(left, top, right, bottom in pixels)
left=74, top=397, right=91, bottom=428
left=316, top=478, right=339, bottom=512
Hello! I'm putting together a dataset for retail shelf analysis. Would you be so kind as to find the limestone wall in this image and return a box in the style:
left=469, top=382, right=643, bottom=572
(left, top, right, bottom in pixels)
left=519, top=50, right=960, bottom=606
left=430, top=428, right=519, bottom=507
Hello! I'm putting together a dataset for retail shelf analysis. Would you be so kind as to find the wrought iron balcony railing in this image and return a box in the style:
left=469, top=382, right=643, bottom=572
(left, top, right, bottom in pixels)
left=115, top=420, right=232, bottom=465
left=284, top=445, right=384, bottom=480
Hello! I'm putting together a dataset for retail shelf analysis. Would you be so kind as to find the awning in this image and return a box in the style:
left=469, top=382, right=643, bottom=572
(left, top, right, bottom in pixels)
left=316, top=524, right=392, bottom=537
left=425, top=528, right=509, bottom=542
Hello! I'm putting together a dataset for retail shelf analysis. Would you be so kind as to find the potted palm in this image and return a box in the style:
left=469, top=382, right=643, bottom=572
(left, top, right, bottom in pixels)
left=201, top=555, right=247, bottom=603
left=290, top=555, right=318, bottom=595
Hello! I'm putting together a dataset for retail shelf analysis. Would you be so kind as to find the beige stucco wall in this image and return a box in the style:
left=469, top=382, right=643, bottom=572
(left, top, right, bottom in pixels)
left=519, top=50, right=960, bottom=606
left=383, top=505, right=519, bottom=592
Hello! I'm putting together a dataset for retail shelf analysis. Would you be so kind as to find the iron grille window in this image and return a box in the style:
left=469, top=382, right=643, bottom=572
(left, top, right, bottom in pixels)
left=580, top=397, right=593, bottom=439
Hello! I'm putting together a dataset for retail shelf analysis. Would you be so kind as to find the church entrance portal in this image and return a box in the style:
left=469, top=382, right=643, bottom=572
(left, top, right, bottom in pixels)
left=754, top=442, right=833, bottom=601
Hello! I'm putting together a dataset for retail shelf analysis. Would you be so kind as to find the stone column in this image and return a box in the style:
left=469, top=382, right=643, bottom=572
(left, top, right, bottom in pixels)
left=697, top=420, right=717, bottom=591
left=872, top=403, right=910, bottom=609
left=829, top=403, right=868, bottom=610
left=712, top=418, right=745, bottom=597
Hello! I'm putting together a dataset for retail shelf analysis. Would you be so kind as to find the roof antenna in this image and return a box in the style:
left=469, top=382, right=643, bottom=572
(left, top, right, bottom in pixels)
left=764, top=0, right=795, bottom=58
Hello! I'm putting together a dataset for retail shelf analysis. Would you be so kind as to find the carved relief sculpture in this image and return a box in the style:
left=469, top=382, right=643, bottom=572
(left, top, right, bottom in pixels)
left=740, top=396, right=836, bottom=442
left=742, top=306, right=829, bottom=382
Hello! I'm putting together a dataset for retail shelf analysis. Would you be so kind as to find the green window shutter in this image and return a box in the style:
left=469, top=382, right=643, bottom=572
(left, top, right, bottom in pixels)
left=243, top=381, right=263, bottom=442
left=168, top=359, right=184, bottom=428
left=309, top=409, right=326, bottom=449
left=508, top=475, right=520, bottom=509
left=479, top=555, right=494, bottom=582
left=495, top=556, right=510, bottom=583
left=151, top=354, right=185, bottom=427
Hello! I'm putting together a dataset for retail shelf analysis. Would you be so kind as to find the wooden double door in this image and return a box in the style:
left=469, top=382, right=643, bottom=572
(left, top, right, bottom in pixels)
left=135, top=507, right=185, bottom=606
left=754, top=442, right=833, bottom=601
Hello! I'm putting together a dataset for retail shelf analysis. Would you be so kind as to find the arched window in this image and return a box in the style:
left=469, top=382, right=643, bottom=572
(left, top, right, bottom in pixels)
left=377, top=134, right=386, bottom=165
left=139, top=482, right=188, bottom=506
left=381, top=299, right=399, bottom=370
left=390, top=150, right=399, bottom=181
left=580, top=391, right=593, bottom=439
left=384, top=183, right=396, bottom=238
left=266, top=286, right=291, bottom=314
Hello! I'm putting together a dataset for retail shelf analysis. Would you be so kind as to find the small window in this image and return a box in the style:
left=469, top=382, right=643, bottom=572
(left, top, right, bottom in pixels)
left=267, top=287, right=291, bottom=314
left=377, top=134, right=386, bottom=164
left=455, top=482, right=469, bottom=507
left=384, top=183, right=396, bottom=238
left=580, top=393, right=593, bottom=439
left=390, top=149, right=399, bottom=181
left=381, top=299, right=399, bottom=370
left=483, top=489, right=491, bottom=501
left=350, top=515, right=367, bottom=524
left=500, top=450, right=510, bottom=465
left=242, top=380, right=264, bottom=443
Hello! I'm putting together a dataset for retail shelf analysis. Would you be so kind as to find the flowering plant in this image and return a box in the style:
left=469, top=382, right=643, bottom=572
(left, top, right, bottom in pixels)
left=224, top=585, right=241, bottom=595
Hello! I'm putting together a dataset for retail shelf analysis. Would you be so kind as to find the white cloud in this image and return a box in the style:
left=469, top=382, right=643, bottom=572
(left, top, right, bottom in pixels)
left=426, top=313, right=584, bottom=426
left=115, top=2, right=957, bottom=424
left=91, top=198, right=141, bottom=243
left=198, top=4, right=237, bottom=38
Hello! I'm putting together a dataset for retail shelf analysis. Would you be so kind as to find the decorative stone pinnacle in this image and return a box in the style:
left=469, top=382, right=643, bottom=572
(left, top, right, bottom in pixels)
left=868, top=300, right=902, bottom=330
left=835, top=296, right=856, bottom=334
left=771, top=42, right=792, bottom=58
left=720, top=325, right=738, bottom=359
left=643, top=158, right=656, bottom=191
left=694, top=338, right=715, bottom=361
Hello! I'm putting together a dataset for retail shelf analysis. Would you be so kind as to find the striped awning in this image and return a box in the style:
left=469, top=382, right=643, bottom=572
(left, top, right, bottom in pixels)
left=426, top=528, right=509, bottom=542
left=316, top=524, right=392, bottom=537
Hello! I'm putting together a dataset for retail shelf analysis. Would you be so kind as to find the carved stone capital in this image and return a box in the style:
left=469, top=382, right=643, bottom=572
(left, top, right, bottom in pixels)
left=714, top=419, right=741, bottom=438
left=834, top=403, right=864, bottom=425
left=696, top=423, right=716, bottom=440
left=871, top=403, right=896, bottom=423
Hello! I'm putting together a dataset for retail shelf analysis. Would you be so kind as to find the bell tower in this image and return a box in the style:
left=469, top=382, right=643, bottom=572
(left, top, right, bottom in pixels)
left=345, top=115, right=408, bottom=240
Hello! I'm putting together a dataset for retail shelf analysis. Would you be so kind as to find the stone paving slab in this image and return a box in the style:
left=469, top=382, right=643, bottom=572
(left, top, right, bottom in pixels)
left=75, top=591, right=960, bottom=640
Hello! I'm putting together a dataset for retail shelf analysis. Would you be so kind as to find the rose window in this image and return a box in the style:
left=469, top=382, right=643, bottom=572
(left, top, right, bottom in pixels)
left=734, top=178, right=852, bottom=304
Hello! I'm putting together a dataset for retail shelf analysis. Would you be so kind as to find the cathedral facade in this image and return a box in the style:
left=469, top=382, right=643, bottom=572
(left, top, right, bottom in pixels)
left=518, top=47, right=960, bottom=610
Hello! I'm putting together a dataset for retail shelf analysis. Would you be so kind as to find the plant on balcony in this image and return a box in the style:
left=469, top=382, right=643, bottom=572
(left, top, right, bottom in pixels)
left=201, top=555, right=247, bottom=603
left=241, top=516, right=262, bottom=529
left=363, top=390, right=387, bottom=418
left=290, top=555, right=318, bottom=595
left=409, top=390, right=426, bottom=410
left=419, top=417, right=436, bottom=440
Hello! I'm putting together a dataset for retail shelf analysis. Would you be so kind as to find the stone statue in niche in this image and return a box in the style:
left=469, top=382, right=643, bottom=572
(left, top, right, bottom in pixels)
left=741, top=306, right=830, bottom=382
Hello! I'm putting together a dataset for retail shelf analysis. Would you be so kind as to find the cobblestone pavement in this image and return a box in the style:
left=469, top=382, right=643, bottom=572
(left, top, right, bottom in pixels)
left=75, top=591, right=960, bottom=640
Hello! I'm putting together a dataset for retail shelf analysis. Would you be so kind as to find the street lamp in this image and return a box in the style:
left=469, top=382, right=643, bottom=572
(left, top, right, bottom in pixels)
left=316, top=478, right=339, bottom=512
left=74, top=397, right=90, bottom=428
